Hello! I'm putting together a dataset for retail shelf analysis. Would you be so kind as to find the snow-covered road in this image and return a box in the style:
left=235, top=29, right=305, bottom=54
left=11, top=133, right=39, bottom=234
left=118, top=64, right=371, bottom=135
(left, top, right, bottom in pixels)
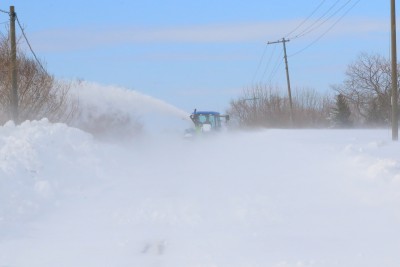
left=1, top=120, right=399, bottom=267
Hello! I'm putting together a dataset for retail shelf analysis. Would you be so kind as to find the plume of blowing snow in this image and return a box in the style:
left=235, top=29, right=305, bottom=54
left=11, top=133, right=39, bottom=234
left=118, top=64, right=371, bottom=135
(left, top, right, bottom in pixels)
left=68, top=81, right=191, bottom=139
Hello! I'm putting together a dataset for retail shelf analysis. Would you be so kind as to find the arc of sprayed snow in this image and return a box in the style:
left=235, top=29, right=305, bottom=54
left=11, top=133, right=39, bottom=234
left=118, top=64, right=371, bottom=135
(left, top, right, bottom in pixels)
left=68, top=81, right=192, bottom=121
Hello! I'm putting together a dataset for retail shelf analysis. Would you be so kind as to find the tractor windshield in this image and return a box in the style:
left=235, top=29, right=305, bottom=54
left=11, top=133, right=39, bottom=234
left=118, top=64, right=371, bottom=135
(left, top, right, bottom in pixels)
left=189, top=111, right=226, bottom=133
left=197, top=114, right=221, bottom=128
left=199, top=114, right=221, bottom=128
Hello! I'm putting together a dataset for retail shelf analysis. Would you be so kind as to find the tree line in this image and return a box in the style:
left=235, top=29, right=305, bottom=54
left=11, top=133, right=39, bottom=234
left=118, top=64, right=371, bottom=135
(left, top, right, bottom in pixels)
left=228, top=52, right=399, bottom=129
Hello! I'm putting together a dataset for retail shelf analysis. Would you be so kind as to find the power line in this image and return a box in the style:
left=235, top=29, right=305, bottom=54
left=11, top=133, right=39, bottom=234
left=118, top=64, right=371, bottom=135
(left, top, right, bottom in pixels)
left=261, top=44, right=277, bottom=82
left=15, top=14, right=47, bottom=73
left=249, top=0, right=360, bottom=88
left=251, top=45, right=268, bottom=85
left=252, top=1, right=327, bottom=86
left=267, top=49, right=284, bottom=83
left=290, top=0, right=361, bottom=57
left=291, top=0, right=354, bottom=40
left=289, top=0, right=342, bottom=39
left=268, top=60, right=283, bottom=84
left=0, top=9, right=9, bottom=14
left=285, top=0, right=327, bottom=38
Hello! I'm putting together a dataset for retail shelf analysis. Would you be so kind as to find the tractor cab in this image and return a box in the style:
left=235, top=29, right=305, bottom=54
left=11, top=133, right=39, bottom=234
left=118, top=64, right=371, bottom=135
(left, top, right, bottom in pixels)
left=188, top=109, right=229, bottom=135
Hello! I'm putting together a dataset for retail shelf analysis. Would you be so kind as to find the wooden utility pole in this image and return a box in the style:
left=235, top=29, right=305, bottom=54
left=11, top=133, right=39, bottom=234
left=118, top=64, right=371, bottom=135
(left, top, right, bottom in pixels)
left=9, top=6, right=18, bottom=123
left=243, top=97, right=259, bottom=124
left=391, top=0, right=398, bottom=141
left=268, top=38, right=294, bottom=126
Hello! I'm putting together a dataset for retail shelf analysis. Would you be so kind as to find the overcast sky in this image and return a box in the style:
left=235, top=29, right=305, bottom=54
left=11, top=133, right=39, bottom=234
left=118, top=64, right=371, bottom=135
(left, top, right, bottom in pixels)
left=0, top=0, right=392, bottom=112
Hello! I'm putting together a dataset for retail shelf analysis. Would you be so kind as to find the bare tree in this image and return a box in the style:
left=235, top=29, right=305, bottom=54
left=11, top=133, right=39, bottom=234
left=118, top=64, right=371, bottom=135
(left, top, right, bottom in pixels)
left=228, top=84, right=332, bottom=128
left=228, top=85, right=290, bottom=128
left=292, top=88, right=332, bottom=127
left=333, top=52, right=396, bottom=126
left=0, top=32, right=78, bottom=124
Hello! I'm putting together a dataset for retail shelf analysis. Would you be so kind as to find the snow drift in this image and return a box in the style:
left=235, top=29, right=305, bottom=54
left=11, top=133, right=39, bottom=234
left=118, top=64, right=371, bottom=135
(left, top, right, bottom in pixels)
left=0, top=82, right=400, bottom=266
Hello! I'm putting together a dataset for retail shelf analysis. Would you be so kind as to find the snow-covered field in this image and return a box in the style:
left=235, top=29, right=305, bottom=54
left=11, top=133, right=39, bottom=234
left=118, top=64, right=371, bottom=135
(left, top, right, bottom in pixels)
left=1, top=83, right=400, bottom=267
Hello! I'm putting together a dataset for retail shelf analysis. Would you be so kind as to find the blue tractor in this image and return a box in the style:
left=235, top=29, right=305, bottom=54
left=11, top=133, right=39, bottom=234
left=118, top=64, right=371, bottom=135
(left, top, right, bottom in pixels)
left=185, top=109, right=230, bottom=137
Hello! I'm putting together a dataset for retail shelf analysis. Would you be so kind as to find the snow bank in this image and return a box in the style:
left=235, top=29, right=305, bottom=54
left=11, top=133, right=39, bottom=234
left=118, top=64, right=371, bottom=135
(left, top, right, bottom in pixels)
left=0, top=119, right=101, bottom=226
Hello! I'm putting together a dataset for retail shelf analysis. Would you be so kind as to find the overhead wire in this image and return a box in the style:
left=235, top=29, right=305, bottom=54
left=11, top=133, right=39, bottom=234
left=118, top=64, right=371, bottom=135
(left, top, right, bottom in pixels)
left=284, top=0, right=327, bottom=38
left=251, top=45, right=268, bottom=85
left=250, top=44, right=282, bottom=86
left=261, top=44, right=277, bottom=82
left=251, top=1, right=328, bottom=86
left=290, top=0, right=353, bottom=40
left=0, top=10, right=46, bottom=73
left=262, top=0, right=344, bottom=86
left=289, top=0, right=361, bottom=57
left=268, top=60, right=283, bottom=84
left=250, top=0, right=361, bottom=86
left=288, top=0, right=342, bottom=40
left=267, top=49, right=284, bottom=83
left=15, top=14, right=47, bottom=73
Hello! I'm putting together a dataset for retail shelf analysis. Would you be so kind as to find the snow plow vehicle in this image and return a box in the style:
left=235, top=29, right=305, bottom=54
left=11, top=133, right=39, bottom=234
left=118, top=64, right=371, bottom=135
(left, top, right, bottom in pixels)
left=184, top=109, right=229, bottom=137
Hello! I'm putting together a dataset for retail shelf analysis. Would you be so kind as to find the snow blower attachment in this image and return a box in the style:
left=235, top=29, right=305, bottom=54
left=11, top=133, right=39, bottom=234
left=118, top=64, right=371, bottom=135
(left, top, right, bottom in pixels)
left=185, top=109, right=229, bottom=137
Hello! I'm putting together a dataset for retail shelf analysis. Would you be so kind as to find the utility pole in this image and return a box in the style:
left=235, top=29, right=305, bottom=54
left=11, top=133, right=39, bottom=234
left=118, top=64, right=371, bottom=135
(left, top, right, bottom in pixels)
left=268, top=38, right=293, bottom=126
left=9, top=6, right=18, bottom=124
left=391, top=0, right=398, bottom=141
left=243, top=97, right=259, bottom=125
